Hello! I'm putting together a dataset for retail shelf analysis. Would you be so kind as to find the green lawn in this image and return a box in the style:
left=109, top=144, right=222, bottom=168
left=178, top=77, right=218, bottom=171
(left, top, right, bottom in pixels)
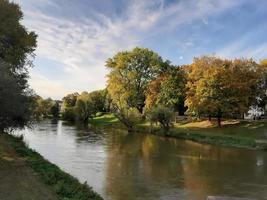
left=172, top=120, right=267, bottom=139
left=89, top=113, right=119, bottom=126
left=167, top=120, right=267, bottom=149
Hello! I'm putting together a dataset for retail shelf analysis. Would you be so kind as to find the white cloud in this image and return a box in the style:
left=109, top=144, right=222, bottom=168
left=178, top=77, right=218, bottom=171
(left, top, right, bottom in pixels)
left=216, top=39, right=267, bottom=61
left=16, top=0, right=242, bottom=99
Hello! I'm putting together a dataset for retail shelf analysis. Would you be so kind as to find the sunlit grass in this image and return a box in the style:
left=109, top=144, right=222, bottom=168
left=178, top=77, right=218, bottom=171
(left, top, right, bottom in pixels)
left=89, top=113, right=119, bottom=126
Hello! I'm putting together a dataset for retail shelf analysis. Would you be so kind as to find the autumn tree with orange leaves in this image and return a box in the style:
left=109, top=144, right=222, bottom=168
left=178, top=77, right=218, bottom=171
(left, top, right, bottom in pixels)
left=185, top=56, right=262, bottom=127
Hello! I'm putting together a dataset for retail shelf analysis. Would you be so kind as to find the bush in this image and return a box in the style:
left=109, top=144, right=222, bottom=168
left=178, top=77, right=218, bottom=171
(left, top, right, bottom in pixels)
left=113, top=107, right=142, bottom=132
left=146, top=105, right=173, bottom=133
left=61, top=107, right=76, bottom=122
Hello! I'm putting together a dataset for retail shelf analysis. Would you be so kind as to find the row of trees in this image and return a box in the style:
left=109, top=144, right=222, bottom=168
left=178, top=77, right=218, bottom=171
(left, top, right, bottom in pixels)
left=105, top=47, right=267, bottom=131
left=61, top=90, right=110, bottom=124
left=58, top=48, right=266, bottom=132
left=33, top=96, right=60, bottom=119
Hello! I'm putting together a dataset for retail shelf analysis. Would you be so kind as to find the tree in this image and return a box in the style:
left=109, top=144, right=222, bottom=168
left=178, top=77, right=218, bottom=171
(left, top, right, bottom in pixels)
left=185, top=56, right=261, bottom=127
left=62, top=92, right=79, bottom=108
left=111, top=104, right=142, bottom=132
left=87, top=89, right=107, bottom=113
left=146, top=105, right=173, bottom=133
left=50, top=101, right=60, bottom=118
left=0, top=0, right=37, bottom=131
left=106, top=47, right=168, bottom=131
left=0, top=62, right=36, bottom=130
left=145, top=66, right=187, bottom=115
left=106, top=47, right=168, bottom=114
left=257, top=59, right=267, bottom=112
left=75, top=92, right=95, bottom=124
left=61, top=92, right=79, bottom=121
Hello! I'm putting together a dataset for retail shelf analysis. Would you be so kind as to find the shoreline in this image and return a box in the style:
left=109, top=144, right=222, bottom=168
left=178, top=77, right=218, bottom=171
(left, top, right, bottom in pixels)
left=89, top=114, right=267, bottom=151
left=1, top=133, right=103, bottom=200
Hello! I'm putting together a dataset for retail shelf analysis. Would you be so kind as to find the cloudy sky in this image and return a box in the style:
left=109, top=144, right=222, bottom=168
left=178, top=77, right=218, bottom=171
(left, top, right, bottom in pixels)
left=14, top=0, right=267, bottom=99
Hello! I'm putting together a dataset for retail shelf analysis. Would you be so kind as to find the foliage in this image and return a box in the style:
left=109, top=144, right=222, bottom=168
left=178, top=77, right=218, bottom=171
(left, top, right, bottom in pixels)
left=0, top=0, right=37, bottom=130
left=33, top=97, right=60, bottom=119
left=62, top=92, right=79, bottom=108
left=61, top=90, right=109, bottom=124
left=50, top=101, right=60, bottom=118
left=86, top=89, right=109, bottom=113
left=61, top=92, right=79, bottom=121
left=35, top=97, right=54, bottom=118
left=111, top=104, right=142, bottom=132
left=106, top=47, right=168, bottom=114
left=185, top=56, right=262, bottom=127
left=61, top=107, right=76, bottom=122
left=145, top=66, right=187, bottom=115
left=146, top=105, right=173, bottom=133
left=75, top=92, right=95, bottom=124
left=0, top=63, right=36, bottom=130
left=256, top=59, right=267, bottom=110
left=4, top=134, right=103, bottom=200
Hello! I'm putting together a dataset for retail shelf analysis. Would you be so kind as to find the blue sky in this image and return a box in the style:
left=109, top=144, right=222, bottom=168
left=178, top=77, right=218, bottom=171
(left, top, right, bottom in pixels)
left=14, top=0, right=267, bottom=99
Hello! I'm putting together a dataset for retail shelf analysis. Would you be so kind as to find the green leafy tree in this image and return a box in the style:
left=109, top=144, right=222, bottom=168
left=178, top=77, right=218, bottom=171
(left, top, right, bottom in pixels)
left=62, top=92, right=79, bottom=108
left=0, top=0, right=37, bottom=131
left=146, top=66, right=187, bottom=115
left=106, top=47, right=168, bottom=130
left=61, top=92, right=79, bottom=121
left=87, top=89, right=107, bottom=113
left=106, top=47, right=168, bottom=114
left=75, top=92, right=95, bottom=124
left=146, top=105, right=173, bottom=133
left=50, top=101, right=60, bottom=118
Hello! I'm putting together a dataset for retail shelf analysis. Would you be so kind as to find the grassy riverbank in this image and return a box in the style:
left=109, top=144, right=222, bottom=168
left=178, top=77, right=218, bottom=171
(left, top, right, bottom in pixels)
left=0, top=133, right=103, bottom=200
left=90, top=113, right=267, bottom=150
left=163, top=120, right=267, bottom=150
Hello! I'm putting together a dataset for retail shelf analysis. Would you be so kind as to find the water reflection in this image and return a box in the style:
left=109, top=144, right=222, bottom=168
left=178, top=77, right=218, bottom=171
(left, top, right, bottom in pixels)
left=15, top=120, right=267, bottom=200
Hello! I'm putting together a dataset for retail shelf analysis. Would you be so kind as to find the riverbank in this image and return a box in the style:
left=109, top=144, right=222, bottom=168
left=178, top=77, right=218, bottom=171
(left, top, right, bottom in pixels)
left=0, top=133, right=103, bottom=200
left=90, top=113, right=267, bottom=150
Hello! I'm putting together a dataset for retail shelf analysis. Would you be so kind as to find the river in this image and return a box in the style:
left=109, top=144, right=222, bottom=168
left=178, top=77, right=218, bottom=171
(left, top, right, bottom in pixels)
left=14, top=120, right=267, bottom=200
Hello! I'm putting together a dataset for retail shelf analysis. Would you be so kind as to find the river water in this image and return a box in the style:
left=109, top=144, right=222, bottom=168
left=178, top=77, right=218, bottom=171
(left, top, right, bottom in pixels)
left=14, top=120, right=267, bottom=200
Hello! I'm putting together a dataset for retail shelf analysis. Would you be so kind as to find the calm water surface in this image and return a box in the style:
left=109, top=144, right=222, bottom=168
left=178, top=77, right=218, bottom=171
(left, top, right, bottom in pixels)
left=15, top=120, right=267, bottom=200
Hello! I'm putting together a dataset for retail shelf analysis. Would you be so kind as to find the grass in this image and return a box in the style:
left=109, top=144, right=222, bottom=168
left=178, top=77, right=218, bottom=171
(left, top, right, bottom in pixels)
left=90, top=113, right=267, bottom=150
left=1, top=133, right=103, bottom=200
left=160, top=119, right=267, bottom=150
left=89, top=113, right=119, bottom=126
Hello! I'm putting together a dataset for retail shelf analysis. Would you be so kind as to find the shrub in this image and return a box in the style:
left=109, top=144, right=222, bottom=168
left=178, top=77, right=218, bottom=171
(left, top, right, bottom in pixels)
left=61, top=107, right=76, bottom=122
left=146, top=105, right=173, bottom=133
left=113, top=107, right=142, bottom=132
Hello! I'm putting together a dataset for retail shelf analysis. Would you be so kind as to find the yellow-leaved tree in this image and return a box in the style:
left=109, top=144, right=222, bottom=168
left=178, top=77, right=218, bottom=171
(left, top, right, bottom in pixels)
left=185, top=56, right=261, bottom=127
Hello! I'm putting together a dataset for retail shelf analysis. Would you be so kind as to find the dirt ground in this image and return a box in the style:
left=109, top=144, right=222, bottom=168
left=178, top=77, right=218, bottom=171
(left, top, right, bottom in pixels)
left=0, top=134, right=58, bottom=200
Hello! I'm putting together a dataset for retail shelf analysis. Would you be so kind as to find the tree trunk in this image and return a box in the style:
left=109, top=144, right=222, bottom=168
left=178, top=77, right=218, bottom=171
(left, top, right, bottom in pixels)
left=217, top=110, right=222, bottom=128
left=208, top=114, right=211, bottom=121
left=217, top=116, right=221, bottom=128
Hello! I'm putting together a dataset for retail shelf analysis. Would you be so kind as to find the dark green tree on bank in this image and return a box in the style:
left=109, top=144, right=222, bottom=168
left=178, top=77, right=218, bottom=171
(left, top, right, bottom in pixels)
left=0, top=0, right=37, bottom=131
